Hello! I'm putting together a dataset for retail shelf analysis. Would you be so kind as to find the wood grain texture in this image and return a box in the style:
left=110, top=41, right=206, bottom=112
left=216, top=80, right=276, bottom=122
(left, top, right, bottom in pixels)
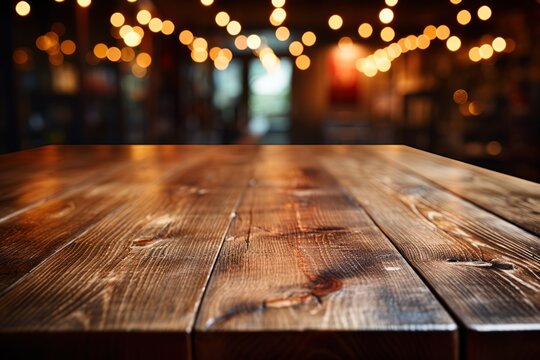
left=370, top=145, right=540, bottom=236
left=0, top=145, right=209, bottom=221
left=0, top=146, right=212, bottom=293
left=321, top=149, right=540, bottom=359
left=0, top=146, right=256, bottom=359
left=1, top=145, right=539, bottom=359
left=0, top=146, right=140, bottom=220
left=195, top=147, right=457, bottom=360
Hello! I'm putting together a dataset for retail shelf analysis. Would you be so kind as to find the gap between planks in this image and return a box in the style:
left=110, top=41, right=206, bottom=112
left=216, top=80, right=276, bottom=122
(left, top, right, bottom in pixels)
left=0, top=152, right=210, bottom=299
left=319, top=148, right=539, bottom=359
left=334, top=171, right=469, bottom=359
left=189, top=153, right=258, bottom=360
left=370, top=146, right=540, bottom=238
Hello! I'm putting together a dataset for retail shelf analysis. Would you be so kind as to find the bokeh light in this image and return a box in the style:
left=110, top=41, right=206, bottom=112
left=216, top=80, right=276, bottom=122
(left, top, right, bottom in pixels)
left=15, top=1, right=31, bottom=17
left=358, top=23, right=373, bottom=38
left=328, top=15, right=343, bottom=30
left=302, top=31, right=317, bottom=46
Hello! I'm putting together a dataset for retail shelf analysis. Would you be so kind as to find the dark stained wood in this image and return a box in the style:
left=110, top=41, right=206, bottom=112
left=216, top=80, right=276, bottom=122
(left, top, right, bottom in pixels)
left=197, top=331, right=455, bottom=360
left=369, top=145, right=540, bottom=236
left=0, top=146, right=256, bottom=359
left=0, top=145, right=165, bottom=221
left=0, top=146, right=215, bottom=293
left=195, top=147, right=457, bottom=360
left=0, top=145, right=539, bottom=359
left=320, top=149, right=540, bottom=359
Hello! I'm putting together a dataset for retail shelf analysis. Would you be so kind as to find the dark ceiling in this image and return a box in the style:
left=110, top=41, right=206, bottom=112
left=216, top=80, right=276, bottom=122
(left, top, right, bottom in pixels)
left=152, top=0, right=536, bottom=35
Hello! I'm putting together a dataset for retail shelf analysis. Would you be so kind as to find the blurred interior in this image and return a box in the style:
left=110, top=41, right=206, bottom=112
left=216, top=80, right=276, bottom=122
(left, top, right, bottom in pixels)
left=1, top=0, right=539, bottom=181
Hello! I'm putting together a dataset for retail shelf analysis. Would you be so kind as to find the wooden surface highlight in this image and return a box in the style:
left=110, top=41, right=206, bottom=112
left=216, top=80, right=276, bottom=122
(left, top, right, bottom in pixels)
left=320, top=149, right=540, bottom=359
left=0, top=146, right=255, bottom=359
left=0, top=147, right=213, bottom=293
left=0, top=145, right=538, bottom=360
left=195, top=147, right=456, bottom=359
left=370, top=146, right=540, bottom=236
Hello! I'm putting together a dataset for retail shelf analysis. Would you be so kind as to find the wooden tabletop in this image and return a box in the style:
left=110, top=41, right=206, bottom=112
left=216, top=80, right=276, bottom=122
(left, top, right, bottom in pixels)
left=0, top=145, right=538, bottom=360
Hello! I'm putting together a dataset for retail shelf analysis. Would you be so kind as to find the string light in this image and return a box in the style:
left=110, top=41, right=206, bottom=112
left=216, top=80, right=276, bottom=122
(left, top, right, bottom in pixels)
left=479, top=44, right=494, bottom=59
left=453, top=89, right=468, bottom=104
left=60, top=40, right=76, bottom=55
left=191, top=49, right=208, bottom=63
left=302, top=31, right=317, bottom=46
left=226, top=21, right=241, bottom=35
left=358, top=23, right=373, bottom=38
left=93, top=43, right=108, bottom=59
left=136, top=52, right=152, bottom=68
left=121, top=47, right=135, bottom=62
left=423, top=25, right=437, bottom=40
left=215, top=12, right=230, bottom=27
left=289, top=41, right=304, bottom=56
left=417, top=34, right=430, bottom=49
left=124, top=31, right=142, bottom=47
left=137, top=10, right=152, bottom=25
left=270, top=8, right=287, bottom=24
left=328, top=15, right=343, bottom=30
left=436, top=25, right=450, bottom=40
left=15, top=1, right=31, bottom=16
left=379, top=8, right=394, bottom=24
left=247, top=34, right=262, bottom=49
left=469, top=47, right=481, bottom=62
left=106, top=47, right=121, bottom=62
left=25, top=0, right=508, bottom=78
left=296, top=55, right=310, bottom=70
left=110, top=13, right=125, bottom=27
left=380, top=27, right=395, bottom=42
left=192, top=37, right=208, bottom=50
left=161, top=20, right=175, bottom=35
left=148, top=18, right=163, bottom=33
left=235, top=35, right=248, bottom=50
left=446, top=36, right=461, bottom=51
left=492, top=37, right=506, bottom=52
left=457, top=10, right=471, bottom=25
left=13, top=48, right=30, bottom=65
left=77, top=0, right=92, bottom=8
left=478, top=5, right=492, bottom=21
left=179, top=30, right=194, bottom=45
left=275, top=26, right=290, bottom=41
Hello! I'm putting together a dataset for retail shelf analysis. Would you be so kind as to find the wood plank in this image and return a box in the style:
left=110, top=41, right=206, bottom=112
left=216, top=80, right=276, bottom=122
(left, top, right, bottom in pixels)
left=195, top=146, right=457, bottom=360
left=0, top=145, right=156, bottom=220
left=321, top=148, right=540, bottom=359
left=0, top=146, right=256, bottom=359
left=0, top=146, right=215, bottom=293
left=370, top=145, right=540, bottom=236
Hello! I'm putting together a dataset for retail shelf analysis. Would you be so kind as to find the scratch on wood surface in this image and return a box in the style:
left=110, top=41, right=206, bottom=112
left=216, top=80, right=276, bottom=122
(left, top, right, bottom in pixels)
left=446, top=258, right=515, bottom=270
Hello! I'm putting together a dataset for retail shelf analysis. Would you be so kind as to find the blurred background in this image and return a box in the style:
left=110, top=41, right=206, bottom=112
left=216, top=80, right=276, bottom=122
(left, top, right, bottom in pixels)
left=1, top=0, right=539, bottom=181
